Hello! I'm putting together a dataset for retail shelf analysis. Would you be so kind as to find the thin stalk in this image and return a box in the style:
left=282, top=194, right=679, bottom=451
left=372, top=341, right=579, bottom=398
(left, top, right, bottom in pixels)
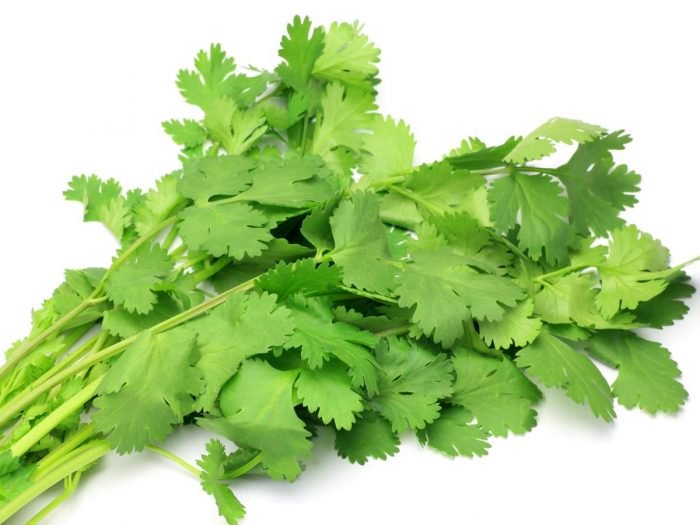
left=223, top=452, right=263, bottom=480
left=146, top=445, right=200, bottom=478
left=300, top=114, right=310, bottom=155
left=374, top=324, right=411, bottom=338
left=26, top=472, right=81, bottom=525
left=0, top=278, right=257, bottom=427
left=35, top=424, right=96, bottom=478
left=0, top=440, right=110, bottom=524
left=161, top=225, right=179, bottom=251
left=0, top=217, right=176, bottom=383
left=193, top=258, right=232, bottom=284
left=10, top=378, right=101, bottom=457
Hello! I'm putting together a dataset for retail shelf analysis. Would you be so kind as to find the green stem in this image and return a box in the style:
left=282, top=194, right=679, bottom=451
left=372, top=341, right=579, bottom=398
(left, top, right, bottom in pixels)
left=0, top=440, right=110, bottom=524
left=146, top=445, right=201, bottom=478
left=300, top=113, right=310, bottom=155
left=26, top=472, right=81, bottom=525
left=161, top=225, right=179, bottom=251
left=374, top=324, right=411, bottom=338
left=193, top=258, right=232, bottom=284
left=222, top=453, right=263, bottom=480
left=35, top=424, right=96, bottom=478
left=513, top=165, right=561, bottom=176
left=534, top=263, right=588, bottom=283
left=0, top=278, right=257, bottom=427
left=0, top=217, right=176, bottom=384
left=11, top=378, right=102, bottom=457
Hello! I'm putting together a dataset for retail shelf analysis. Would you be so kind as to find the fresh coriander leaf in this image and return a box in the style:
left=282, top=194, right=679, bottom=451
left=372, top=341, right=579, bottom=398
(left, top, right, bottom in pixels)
left=371, top=337, right=454, bottom=433
left=396, top=249, right=524, bottom=347
left=105, top=244, right=174, bottom=314
left=451, top=350, right=541, bottom=436
left=102, top=294, right=182, bottom=338
left=162, top=119, right=208, bottom=149
left=516, top=329, right=615, bottom=421
left=283, top=296, right=379, bottom=394
left=295, top=361, right=364, bottom=430
left=203, top=97, right=267, bottom=156
left=586, top=331, right=687, bottom=413
left=201, top=360, right=312, bottom=481
left=555, top=131, right=640, bottom=235
left=179, top=155, right=255, bottom=205
left=192, top=292, right=294, bottom=410
left=64, top=174, right=130, bottom=239
left=257, top=259, right=342, bottom=300
left=335, top=411, right=399, bottom=465
left=489, top=172, right=573, bottom=264
left=0, top=452, right=34, bottom=503
left=417, top=407, right=491, bottom=458
left=633, top=273, right=695, bottom=328
left=596, top=224, right=670, bottom=318
left=478, top=299, right=543, bottom=349
left=93, top=328, right=204, bottom=453
left=134, top=172, right=183, bottom=235
left=504, top=117, right=606, bottom=163
left=358, top=116, right=415, bottom=186
left=198, top=440, right=246, bottom=525
left=328, top=192, right=397, bottom=295
left=276, top=16, right=325, bottom=93
left=447, top=136, right=520, bottom=170
left=313, top=21, right=379, bottom=90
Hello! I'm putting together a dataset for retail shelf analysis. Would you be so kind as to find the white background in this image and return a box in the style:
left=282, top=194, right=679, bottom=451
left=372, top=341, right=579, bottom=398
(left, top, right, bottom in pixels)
left=1, top=1, right=699, bottom=524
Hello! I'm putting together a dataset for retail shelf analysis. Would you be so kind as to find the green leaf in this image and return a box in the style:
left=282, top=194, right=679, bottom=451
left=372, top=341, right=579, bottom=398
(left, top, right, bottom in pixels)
left=200, top=360, right=311, bottom=481
left=178, top=202, right=272, bottom=259
left=257, top=259, right=342, bottom=300
left=0, top=452, right=35, bottom=503
left=489, top=172, right=573, bottom=264
left=371, top=337, right=454, bottom=432
left=451, top=350, right=541, bottom=436
left=358, top=116, right=415, bottom=186
left=93, top=328, right=204, bottom=453
left=203, top=97, right=267, bottom=156
left=311, top=82, right=376, bottom=162
left=329, top=192, right=397, bottom=295
left=105, top=244, right=174, bottom=314
left=179, top=155, right=255, bottom=205
left=417, top=407, right=491, bottom=458
left=134, top=172, right=183, bottom=236
left=295, top=362, right=364, bottom=430
left=396, top=249, right=524, bottom=347
left=516, top=329, right=615, bottom=421
left=162, top=119, right=208, bottom=148
left=313, top=21, right=380, bottom=90
left=586, top=331, right=687, bottom=413
left=596, top=225, right=670, bottom=318
left=504, top=117, right=606, bottom=163
left=102, top=294, right=182, bottom=338
left=633, top=273, right=695, bottom=328
left=555, top=131, right=640, bottom=235
left=177, top=44, right=239, bottom=110
left=276, top=16, right=325, bottom=92
left=198, top=440, right=246, bottom=525
left=335, top=412, right=399, bottom=465
left=478, top=299, right=543, bottom=349
left=64, top=174, right=130, bottom=239
left=283, top=296, right=379, bottom=395
left=534, top=273, right=602, bottom=326
left=192, top=292, right=294, bottom=410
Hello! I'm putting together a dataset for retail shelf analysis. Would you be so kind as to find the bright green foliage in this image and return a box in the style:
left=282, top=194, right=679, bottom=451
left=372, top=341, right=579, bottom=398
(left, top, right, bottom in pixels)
left=311, top=82, right=376, bottom=168
left=517, top=329, right=615, bottom=421
left=329, top=191, right=397, bottom=294
left=93, top=329, right=204, bottom=453
left=596, top=225, right=670, bottom=318
left=417, top=407, right=491, bottom=458
left=335, top=412, right=399, bottom=464
left=313, top=21, right=380, bottom=90
left=489, top=172, right=573, bottom=264
left=504, top=117, right=606, bottom=163
left=295, top=362, right=364, bottom=430
left=358, top=116, right=415, bottom=185
left=198, top=440, right=246, bottom=525
left=134, top=172, right=182, bottom=235
left=283, top=296, right=380, bottom=394
left=64, top=174, right=130, bottom=239
left=555, top=131, right=640, bottom=235
left=201, top=360, right=312, bottom=481
left=105, top=244, right=174, bottom=314
left=451, top=350, right=541, bottom=436
left=371, top=337, right=454, bottom=432
left=478, top=299, right=543, bottom=349
left=396, top=249, right=524, bottom=347
left=0, top=452, right=34, bottom=504
left=277, top=16, right=325, bottom=93
left=586, top=331, right=687, bottom=413
left=2, top=17, right=697, bottom=525
left=192, top=292, right=294, bottom=410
